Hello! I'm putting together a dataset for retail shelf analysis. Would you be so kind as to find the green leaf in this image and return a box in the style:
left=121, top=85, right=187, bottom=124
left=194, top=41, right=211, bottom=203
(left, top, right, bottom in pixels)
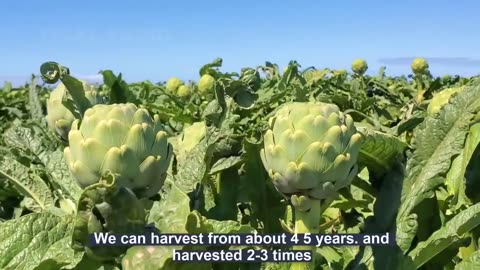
left=238, top=139, right=286, bottom=234
left=445, top=123, right=480, bottom=210
left=357, top=127, right=408, bottom=176
left=100, top=70, right=130, bottom=104
left=396, top=81, right=480, bottom=250
left=172, top=136, right=210, bottom=195
left=455, top=250, right=480, bottom=270
left=60, top=74, right=93, bottom=117
left=148, top=180, right=191, bottom=233
left=121, top=245, right=211, bottom=270
left=28, top=76, right=45, bottom=122
left=44, top=150, right=83, bottom=201
left=408, top=202, right=480, bottom=268
left=3, top=121, right=56, bottom=163
left=465, top=123, right=480, bottom=203
left=185, top=210, right=256, bottom=235
left=199, top=58, right=223, bottom=77
left=72, top=175, right=146, bottom=261
left=0, top=212, right=82, bottom=270
left=316, top=246, right=342, bottom=266
left=209, top=156, right=243, bottom=175
left=0, top=156, right=54, bottom=211
left=233, top=89, right=257, bottom=109
left=445, top=153, right=469, bottom=210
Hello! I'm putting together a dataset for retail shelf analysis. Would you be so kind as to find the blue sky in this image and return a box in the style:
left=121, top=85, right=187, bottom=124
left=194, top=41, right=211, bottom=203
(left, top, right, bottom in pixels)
left=2, top=0, right=480, bottom=86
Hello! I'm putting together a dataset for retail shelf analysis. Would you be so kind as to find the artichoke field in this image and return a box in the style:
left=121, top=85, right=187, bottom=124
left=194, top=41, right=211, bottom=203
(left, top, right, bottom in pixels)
left=1, top=58, right=480, bottom=270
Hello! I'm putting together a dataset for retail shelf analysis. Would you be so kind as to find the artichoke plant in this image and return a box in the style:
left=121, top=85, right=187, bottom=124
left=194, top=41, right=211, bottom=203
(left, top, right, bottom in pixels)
left=46, top=82, right=105, bottom=142
left=260, top=101, right=362, bottom=270
left=64, top=103, right=173, bottom=198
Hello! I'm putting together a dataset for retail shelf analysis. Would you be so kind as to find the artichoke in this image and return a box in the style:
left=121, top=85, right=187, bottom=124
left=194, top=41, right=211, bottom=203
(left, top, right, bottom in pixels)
left=260, top=102, right=363, bottom=200
left=46, top=82, right=105, bottom=142
left=198, top=74, right=215, bottom=95
left=176, top=85, right=191, bottom=97
left=64, top=103, right=173, bottom=198
left=351, top=59, right=368, bottom=75
left=165, top=77, right=184, bottom=94
left=260, top=101, right=362, bottom=270
left=411, top=57, right=429, bottom=75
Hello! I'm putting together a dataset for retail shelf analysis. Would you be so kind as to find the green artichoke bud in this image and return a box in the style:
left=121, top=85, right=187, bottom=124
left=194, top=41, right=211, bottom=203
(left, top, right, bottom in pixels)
left=351, top=59, right=368, bottom=75
left=411, top=57, right=429, bottom=75
left=176, top=85, right=191, bottom=97
left=64, top=103, right=173, bottom=198
left=427, top=86, right=465, bottom=116
left=165, top=77, right=184, bottom=94
left=46, top=82, right=105, bottom=142
left=260, top=102, right=363, bottom=200
left=198, top=74, right=215, bottom=95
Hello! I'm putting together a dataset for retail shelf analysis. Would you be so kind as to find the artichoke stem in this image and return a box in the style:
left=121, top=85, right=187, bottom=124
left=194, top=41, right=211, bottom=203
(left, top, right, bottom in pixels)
left=292, top=199, right=321, bottom=270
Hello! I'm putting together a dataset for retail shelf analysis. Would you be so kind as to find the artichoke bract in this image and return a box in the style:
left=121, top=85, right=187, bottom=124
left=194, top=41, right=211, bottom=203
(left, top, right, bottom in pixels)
left=46, top=82, right=105, bottom=141
left=260, top=102, right=363, bottom=200
left=64, top=103, right=173, bottom=198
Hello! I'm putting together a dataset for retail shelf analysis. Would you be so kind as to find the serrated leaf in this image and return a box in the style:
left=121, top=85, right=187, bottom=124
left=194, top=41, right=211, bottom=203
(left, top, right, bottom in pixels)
left=121, top=245, right=211, bottom=270
left=173, top=136, right=211, bottom=195
left=44, top=150, right=83, bottom=201
left=0, top=156, right=54, bottom=211
left=185, top=210, right=256, bottom=235
left=455, top=250, right=480, bottom=270
left=28, top=76, right=45, bottom=122
left=370, top=159, right=405, bottom=232
left=100, top=70, right=130, bottom=104
left=3, top=122, right=55, bottom=161
left=357, top=127, right=408, bottom=176
left=72, top=177, right=146, bottom=261
left=60, top=74, right=92, bottom=116
left=397, top=81, right=480, bottom=250
left=317, top=246, right=342, bottom=265
left=445, top=153, right=469, bottom=210
left=0, top=212, right=81, bottom=270
left=408, top=202, right=480, bottom=268
left=209, top=156, right=243, bottom=175
left=465, top=124, right=480, bottom=203
left=148, top=180, right=191, bottom=233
